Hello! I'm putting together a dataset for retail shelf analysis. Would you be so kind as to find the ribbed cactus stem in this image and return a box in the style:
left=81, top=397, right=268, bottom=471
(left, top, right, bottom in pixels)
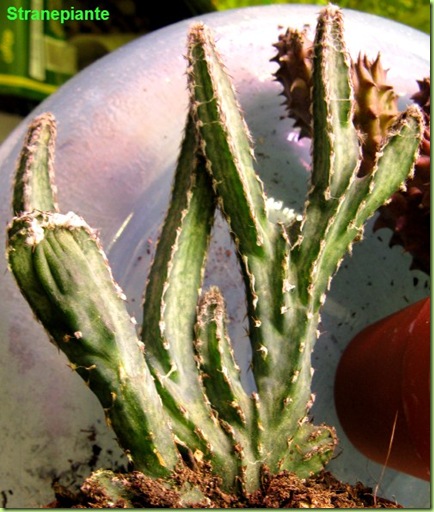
left=293, top=6, right=359, bottom=304
left=187, top=22, right=288, bottom=403
left=187, top=23, right=271, bottom=257
left=187, top=21, right=337, bottom=479
left=141, top=113, right=239, bottom=486
left=7, top=116, right=179, bottom=478
left=184, top=4, right=423, bottom=483
left=194, top=286, right=261, bottom=492
left=292, top=5, right=424, bottom=311
left=194, top=287, right=249, bottom=429
left=13, top=112, right=58, bottom=214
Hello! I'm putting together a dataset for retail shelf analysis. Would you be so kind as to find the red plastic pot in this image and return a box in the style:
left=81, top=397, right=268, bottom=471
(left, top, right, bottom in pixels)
left=335, top=297, right=430, bottom=481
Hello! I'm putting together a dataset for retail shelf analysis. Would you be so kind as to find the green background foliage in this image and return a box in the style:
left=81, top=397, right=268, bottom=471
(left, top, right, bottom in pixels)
left=211, top=0, right=430, bottom=33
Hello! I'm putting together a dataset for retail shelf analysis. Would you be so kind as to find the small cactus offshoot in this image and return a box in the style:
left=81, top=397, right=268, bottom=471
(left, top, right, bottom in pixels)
left=6, top=5, right=424, bottom=502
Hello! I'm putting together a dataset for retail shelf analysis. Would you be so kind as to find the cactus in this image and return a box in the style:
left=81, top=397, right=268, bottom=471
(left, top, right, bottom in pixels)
left=272, top=26, right=313, bottom=139
left=273, top=21, right=429, bottom=272
left=8, top=112, right=180, bottom=478
left=351, top=53, right=400, bottom=176
left=6, top=5, right=423, bottom=503
left=373, top=77, right=430, bottom=274
left=273, top=25, right=401, bottom=178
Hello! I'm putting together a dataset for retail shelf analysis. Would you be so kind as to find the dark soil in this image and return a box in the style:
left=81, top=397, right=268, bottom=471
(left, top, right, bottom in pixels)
left=47, top=465, right=402, bottom=508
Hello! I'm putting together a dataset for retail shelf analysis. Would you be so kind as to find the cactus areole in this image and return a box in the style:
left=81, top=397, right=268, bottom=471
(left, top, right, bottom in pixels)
left=6, top=5, right=425, bottom=507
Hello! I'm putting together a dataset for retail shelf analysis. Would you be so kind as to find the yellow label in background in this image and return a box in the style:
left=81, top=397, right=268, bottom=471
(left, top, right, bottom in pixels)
left=45, top=36, right=76, bottom=75
left=0, top=29, right=14, bottom=64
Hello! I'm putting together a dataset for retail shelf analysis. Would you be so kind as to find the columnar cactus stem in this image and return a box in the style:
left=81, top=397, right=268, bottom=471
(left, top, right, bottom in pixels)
left=292, top=6, right=423, bottom=312
left=141, top=113, right=240, bottom=487
left=303, top=106, right=423, bottom=312
left=187, top=25, right=270, bottom=257
left=194, top=287, right=250, bottom=430
left=184, top=4, right=423, bottom=483
left=187, top=22, right=280, bottom=393
left=12, top=112, right=58, bottom=214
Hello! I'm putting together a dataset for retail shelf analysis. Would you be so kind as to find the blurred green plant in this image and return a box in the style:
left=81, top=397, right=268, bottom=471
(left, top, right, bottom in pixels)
left=213, top=0, right=429, bottom=34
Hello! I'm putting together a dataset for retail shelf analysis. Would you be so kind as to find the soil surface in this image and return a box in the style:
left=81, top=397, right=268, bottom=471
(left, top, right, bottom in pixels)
left=47, top=466, right=402, bottom=508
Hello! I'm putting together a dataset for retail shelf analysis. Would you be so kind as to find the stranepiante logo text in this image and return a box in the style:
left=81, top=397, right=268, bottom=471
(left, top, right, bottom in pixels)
left=6, top=6, right=110, bottom=23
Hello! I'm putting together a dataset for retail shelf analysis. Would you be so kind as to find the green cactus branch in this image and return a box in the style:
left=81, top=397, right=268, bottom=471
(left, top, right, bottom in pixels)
left=8, top=114, right=180, bottom=478
left=141, top=114, right=215, bottom=377
left=303, top=106, right=423, bottom=312
left=12, top=112, right=58, bottom=215
left=288, top=6, right=423, bottom=311
left=187, top=23, right=271, bottom=257
left=5, top=4, right=424, bottom=501
left=187, top=23, right=303, bottom=427
left=310, top=6, right=358, bottom=199
left=194, top=286, right=262, bottom=492
left=141, top=113, right=241, bottom=486
left=195, top=287, right=250, bottom=430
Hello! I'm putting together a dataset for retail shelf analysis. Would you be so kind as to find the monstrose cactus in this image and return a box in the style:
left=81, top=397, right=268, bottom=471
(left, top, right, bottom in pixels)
left=6, top=5, right=424, bottom=503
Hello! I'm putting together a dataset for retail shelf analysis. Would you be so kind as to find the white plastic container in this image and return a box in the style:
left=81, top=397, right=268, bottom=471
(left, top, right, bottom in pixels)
left=0, top=5, right=429, bottom=507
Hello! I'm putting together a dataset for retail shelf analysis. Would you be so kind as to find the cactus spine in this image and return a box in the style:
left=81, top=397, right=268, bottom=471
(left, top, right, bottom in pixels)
left=6, top=5, right=424, bottom=500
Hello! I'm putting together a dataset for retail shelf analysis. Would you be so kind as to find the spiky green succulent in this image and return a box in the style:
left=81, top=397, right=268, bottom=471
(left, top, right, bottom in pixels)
left=6, top=5, right=423, bottom=503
